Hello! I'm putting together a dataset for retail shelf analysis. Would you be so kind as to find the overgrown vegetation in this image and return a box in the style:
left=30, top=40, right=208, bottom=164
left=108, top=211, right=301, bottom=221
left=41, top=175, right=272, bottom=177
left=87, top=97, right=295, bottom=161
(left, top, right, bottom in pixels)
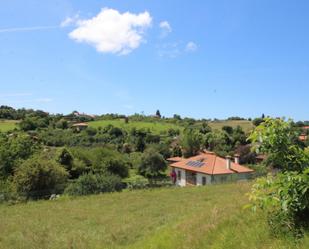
left=249, top=118, right=309, bottom=237
left=0, top=106, right=265, bottom=202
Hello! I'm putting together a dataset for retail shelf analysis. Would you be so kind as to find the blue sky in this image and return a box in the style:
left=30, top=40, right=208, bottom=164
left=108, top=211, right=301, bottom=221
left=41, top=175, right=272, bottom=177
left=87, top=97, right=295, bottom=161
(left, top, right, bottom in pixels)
left=0, top=0, right=309, bottom=120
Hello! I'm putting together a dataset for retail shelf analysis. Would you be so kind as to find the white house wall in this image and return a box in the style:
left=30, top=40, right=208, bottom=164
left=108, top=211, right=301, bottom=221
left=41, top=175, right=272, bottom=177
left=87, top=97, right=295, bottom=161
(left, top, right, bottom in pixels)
left=175, top=168, right=186, bottom=187
left=172, top=167, right=253, bottom=186
left=196, top=173, right=212, bottom=186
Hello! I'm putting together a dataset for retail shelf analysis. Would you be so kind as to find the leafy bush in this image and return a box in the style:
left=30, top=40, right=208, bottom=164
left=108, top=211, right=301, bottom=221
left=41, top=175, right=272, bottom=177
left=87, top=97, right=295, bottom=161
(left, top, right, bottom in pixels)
left=138, top=149, right=167, bottom=183
left=124, top=175, right=149, bottom=190
left=13, top=156, right=69, bottom=199
left=64, top=173, right=123, bottom=196
left=249, top=118, right=306, bottom=172
left=249, top=170, right=309, bottom=237
left=57, top=148, right=73, bottom=170
left=248, top=118, right=309, bottom=237
left=103, top=159, right=129, bottom=178
left=0, top=134, right=40, bottom=178
left=0, top=179, right=20, bottom=204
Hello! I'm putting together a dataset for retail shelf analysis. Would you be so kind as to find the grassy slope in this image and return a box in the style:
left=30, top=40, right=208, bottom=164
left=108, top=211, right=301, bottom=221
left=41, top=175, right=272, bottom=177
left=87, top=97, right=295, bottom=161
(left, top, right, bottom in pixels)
left=89, top=119, right=182, bottom=134
left=0, top=120, right=18, bottom=132
left=89, top=119, right=254, bottom=134
left=0, top=183, right=308, bottom=249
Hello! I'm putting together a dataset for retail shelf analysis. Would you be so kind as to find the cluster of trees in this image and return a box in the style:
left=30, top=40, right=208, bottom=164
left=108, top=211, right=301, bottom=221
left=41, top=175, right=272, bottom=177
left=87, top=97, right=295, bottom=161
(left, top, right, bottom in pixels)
left=179, top=123, right=250, bottom=161
left=0, top=140, right=169, bottom=200
left=0, top=105, right=49, bottom=121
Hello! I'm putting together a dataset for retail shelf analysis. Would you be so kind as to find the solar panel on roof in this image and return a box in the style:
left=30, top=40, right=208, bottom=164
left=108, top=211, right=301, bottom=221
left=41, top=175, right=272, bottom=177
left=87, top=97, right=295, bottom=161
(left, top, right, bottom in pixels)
left=186, top=160, right=205, bottom=167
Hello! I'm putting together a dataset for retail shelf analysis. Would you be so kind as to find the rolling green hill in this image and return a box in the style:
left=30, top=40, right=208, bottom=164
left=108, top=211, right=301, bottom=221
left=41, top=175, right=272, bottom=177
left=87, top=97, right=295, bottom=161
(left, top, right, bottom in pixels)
left=89, top=119, right=182, bottom=134
left=0, top=120, right=18, bottom=132
left=89, top=119, right=254, bottom=134
left=0, top=183, right=307, bottom=249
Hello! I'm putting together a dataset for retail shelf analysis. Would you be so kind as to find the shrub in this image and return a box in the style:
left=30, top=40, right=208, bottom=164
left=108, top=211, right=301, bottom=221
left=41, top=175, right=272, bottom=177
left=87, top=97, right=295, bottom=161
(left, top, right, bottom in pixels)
left=138, top=149, right=167, bottom=183
left=249, top=118, right=308, bottom=172
left=104, top=159, right=129, bottom=178
left=249, top=169, right=309, bottom=237
left=0, top=134, right=40, bottom=177
left=0, top=179, right=19, bottom=204
left=57, top=148, right=74, bottom=171
left=124, top=175, right=149, bottom=190
left=64, top=173, right=123, bottom=196
left=13, top=156, right=69, bottom=199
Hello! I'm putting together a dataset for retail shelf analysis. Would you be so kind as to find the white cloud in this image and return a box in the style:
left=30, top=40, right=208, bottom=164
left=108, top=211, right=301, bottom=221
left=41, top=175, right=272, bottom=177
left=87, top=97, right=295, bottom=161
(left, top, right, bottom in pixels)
left=60, top=14, right=80, bottom=27
left=157, top=42, right=181, bottom=58
left=68, top=8, right=152, bottom=55
left=185, top=41, right=198, bottom=52
left=159, top=21, right=171, bottom=37
left=158, top=41, right=198, bottom=58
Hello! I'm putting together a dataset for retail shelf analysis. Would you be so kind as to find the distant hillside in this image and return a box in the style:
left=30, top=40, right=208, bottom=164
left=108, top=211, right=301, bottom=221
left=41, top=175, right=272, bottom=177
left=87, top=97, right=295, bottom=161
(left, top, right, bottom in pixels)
left=0, top=183, right=308, bottom=249
left=89, top=119, right=254, bottom=134
left=89, top=119, right=181, bottom=134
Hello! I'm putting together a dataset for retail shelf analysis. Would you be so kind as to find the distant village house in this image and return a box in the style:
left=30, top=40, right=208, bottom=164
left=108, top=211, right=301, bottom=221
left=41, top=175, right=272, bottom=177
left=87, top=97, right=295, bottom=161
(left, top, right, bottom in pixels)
left=72, top=122, right=88, bottom=131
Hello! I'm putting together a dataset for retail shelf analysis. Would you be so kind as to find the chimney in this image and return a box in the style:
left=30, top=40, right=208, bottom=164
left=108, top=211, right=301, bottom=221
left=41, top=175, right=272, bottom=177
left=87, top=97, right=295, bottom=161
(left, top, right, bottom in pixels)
left=226, top=155, right=232, bottom=169
left=234, top=154, right=240, bottom=164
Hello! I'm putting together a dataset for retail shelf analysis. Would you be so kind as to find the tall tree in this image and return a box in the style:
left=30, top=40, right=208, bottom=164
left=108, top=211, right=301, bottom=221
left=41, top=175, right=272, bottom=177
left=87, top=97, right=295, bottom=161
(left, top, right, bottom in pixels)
left=181, top=129, right=201, bottom=158
left=155, top=110, right=161, bottom=118
left=249, top=118, right=308, bottom=172
left=138, top=149, right=167, bottom=184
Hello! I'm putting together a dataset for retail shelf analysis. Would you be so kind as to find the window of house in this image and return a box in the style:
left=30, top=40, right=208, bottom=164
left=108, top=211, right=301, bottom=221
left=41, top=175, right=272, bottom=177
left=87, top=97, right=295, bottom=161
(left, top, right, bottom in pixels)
left=202, top=176, right=207, bottom=185
left=177, top=170, right=181, bottom=180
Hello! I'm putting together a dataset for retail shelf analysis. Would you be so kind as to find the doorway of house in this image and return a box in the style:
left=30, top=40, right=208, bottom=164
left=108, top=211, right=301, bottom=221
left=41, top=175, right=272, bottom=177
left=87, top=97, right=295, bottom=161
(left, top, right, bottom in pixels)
left=186, top=171, right=197, bottom=186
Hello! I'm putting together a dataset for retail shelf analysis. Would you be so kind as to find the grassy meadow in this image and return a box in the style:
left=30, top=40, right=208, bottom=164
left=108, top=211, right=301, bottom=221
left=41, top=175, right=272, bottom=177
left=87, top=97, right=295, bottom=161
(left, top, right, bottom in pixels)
left=89, top=119, right=182, bottom=134
left=1, top=183, right=308, bottom=249
left=89, top=119, right=254, bottom=134
left=0, top=120, right=18, bottom=132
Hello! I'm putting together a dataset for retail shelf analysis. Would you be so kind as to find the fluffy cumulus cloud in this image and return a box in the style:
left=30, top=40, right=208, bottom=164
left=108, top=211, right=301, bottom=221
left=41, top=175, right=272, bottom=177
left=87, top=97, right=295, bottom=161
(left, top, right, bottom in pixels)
left=159, top=21, right=172, bottom=37
left=185, top=41, right=198, bottom=52
left=68, top=8, right=152, bottom=55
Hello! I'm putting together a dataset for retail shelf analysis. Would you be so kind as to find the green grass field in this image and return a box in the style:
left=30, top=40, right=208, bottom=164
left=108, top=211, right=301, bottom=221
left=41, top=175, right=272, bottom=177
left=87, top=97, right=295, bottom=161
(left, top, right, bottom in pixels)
left=89, top=119, right=182, bottom=134
left=89, top=119, right=254, bottom=135
left=0, top=120, right=18, bottom=132
left=0, top=183, right=308, bottom=249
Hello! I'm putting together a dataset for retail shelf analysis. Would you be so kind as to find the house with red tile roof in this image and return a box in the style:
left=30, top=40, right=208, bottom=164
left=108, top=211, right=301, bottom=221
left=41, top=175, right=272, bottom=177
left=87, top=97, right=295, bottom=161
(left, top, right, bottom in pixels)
left=167, top=151, right=254, bottom=186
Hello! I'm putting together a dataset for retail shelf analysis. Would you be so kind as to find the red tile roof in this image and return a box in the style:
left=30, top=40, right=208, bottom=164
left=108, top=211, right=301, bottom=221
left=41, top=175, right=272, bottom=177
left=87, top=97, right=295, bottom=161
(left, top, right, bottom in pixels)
left=299, top=135, right=307, bottom=141
left=168, top=152, right=254, bottom=175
